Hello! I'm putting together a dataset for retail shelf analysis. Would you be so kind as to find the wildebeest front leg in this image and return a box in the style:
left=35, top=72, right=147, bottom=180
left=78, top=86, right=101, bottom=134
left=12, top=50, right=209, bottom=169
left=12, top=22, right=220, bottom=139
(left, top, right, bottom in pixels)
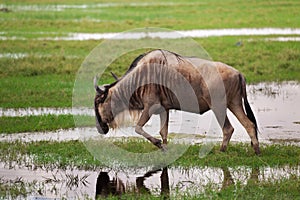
left=135, top=106, right=162, bottom=149
left=220, top=116, right=234, bottom=152
left=159, top=110, right=169, bottom=151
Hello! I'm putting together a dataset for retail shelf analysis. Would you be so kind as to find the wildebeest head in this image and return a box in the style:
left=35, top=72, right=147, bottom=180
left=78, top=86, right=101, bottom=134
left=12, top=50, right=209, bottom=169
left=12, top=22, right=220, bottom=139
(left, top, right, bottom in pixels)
left=94, top=77, right=112, bottom=134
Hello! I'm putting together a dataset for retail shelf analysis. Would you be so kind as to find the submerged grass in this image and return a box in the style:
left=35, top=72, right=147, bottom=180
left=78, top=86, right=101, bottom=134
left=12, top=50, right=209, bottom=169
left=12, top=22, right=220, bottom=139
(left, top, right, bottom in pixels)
left=1, top=138, right=299, bottom=199
left=176, top=177, right=300, bottom=200
left=101, top=176, right=300, bottom=200
left=0, top=140, right=299, bottom=169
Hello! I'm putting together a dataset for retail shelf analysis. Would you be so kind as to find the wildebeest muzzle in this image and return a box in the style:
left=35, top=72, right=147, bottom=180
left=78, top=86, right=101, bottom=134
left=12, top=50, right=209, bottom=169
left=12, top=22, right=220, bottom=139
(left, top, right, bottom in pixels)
left=94, top=77, right=110, bottom=134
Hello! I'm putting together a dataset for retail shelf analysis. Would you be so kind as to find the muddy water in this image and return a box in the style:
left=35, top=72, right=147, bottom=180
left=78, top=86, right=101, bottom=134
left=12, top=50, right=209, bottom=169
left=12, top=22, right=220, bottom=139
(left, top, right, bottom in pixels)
left=0, top=82, right=299, bottom=145
left=0, top=162, right=299, bottom=199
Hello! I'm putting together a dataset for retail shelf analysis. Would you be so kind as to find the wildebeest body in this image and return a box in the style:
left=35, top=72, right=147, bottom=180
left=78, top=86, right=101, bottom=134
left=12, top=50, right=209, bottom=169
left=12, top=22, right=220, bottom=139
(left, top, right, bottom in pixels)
left=94, top=49, right=260, bottom=155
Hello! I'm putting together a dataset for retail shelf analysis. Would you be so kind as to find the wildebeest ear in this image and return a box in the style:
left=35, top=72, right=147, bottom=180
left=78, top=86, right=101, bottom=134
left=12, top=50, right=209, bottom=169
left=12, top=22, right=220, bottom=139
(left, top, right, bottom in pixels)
left=94, top=76, right=104, bottom=94
left=94, top=76, right=112, bottom=93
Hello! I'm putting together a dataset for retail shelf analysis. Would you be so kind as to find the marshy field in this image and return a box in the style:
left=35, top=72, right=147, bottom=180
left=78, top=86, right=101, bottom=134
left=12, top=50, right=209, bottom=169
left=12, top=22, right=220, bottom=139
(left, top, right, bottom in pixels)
left=0, top=0, right=300, bottom=199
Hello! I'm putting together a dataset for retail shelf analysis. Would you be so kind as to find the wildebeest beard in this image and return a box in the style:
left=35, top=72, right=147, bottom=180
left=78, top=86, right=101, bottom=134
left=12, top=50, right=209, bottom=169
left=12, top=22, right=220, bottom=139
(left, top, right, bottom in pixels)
left=94, top=100, right=109, bottom=134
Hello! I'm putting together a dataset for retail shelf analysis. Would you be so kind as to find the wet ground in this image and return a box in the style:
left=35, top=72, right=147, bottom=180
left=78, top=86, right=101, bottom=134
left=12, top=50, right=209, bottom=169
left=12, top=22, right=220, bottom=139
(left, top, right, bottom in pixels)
left=1, top=81, right=299, bottom=144
left=0, top=82, right=299, bottom=199
left=1, top=28, right=300, bottom=41
left=1, top=161, right=299, bottom=199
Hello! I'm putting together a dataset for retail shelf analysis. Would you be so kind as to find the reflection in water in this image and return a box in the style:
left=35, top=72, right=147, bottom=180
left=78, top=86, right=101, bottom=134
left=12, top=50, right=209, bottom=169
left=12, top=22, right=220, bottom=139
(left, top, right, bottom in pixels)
left=94, top=167, right=262, bottom=199
left=221, top=167, right=234, bottom=189
left=221, top=167, right=260, bottom=190
left=95, top=168, right=170, bottom=199
left=0, top=164, right=299, bottom=199
left=95, top=172, right=125, bottom=198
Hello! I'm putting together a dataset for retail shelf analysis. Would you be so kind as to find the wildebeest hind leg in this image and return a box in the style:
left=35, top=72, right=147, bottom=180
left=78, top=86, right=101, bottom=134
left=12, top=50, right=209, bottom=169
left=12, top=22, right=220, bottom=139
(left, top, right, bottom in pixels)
left=229, top=105, right=260, bottom=155
left=135, top=106, right=162, bottom=149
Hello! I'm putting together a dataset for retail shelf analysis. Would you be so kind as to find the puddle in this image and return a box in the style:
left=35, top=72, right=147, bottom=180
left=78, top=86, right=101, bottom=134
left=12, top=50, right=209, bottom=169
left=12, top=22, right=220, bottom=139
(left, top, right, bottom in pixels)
left=0, top=127, right=98, bottom=143
left=0, top=53, right=28, bottom=59
left=0, top=107, right=92, bottom=117
left=1, top=28, right=300, bottom=41
left=0, top=53, right=80, bottom=60
left=46, top=28, right=300, bottom=41
left=249, top=37, right=300, bottom=42
left=0, top=2, right=200, bottom=12
left=1, top=82, right=299, bottom=145
left=0, top=162, right=299, bottom=199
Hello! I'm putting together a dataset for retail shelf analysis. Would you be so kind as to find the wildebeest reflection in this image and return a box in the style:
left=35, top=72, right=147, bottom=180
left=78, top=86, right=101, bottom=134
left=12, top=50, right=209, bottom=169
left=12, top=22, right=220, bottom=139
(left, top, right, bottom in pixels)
left=95, top=172, right=125, bottom=198
left=95, top=167, right=260, bottom=198
left=95, top=168, right=169, bottom=198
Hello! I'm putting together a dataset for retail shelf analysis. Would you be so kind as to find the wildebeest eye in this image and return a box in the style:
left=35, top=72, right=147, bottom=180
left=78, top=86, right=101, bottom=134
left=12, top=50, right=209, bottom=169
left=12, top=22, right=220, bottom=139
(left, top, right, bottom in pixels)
left=95, top=93, right=108, bottom=104
left=100, top=93, right=106, bottom=99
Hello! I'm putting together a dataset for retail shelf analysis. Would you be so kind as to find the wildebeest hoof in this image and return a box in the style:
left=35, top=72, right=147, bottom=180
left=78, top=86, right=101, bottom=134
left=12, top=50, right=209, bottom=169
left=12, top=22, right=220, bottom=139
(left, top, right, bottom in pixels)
left=153, top=139, right=162, bottom=149
left=220, top=148, right=226, bottom=153
left=161, top=144, right=168, bottom=152
left=254, top=148, right=261, bottom=156
left=220, top=145, right=227, bottom=152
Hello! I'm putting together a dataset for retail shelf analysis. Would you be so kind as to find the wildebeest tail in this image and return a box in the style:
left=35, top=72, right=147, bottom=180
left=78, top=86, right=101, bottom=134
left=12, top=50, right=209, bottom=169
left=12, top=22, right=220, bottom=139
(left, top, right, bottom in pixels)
left=239, top=74, right=258, bottom=141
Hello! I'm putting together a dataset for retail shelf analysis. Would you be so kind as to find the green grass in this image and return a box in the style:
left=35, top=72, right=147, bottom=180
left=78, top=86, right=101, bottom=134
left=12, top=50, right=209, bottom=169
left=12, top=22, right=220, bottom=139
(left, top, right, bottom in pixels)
left=0, top=114, right=95, bottom=133
left=0, top=38, right=299, bottom=108
left=1, top=115, right=75, bottom=134
left=0, top=74, right=74, bottom=108
left=0, top=115, right=73, bottom=134
left=177, top=177, right=300, bottom=200
left=1, top=0, right=299, bottom=35
left=0, top=40, right=95, bottom=58
left=197, top=37, right=300, bottom=83
left=0, top=140, right=299, bottom=169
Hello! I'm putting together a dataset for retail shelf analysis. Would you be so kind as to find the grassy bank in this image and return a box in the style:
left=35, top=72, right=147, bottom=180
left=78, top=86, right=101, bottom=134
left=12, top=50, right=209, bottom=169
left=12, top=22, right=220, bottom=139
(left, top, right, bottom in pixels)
left=0, top=140, right=299, bottom=169
left=0, top=114, right=73, bottom=134
left=0, top=114, right=96, bottom=134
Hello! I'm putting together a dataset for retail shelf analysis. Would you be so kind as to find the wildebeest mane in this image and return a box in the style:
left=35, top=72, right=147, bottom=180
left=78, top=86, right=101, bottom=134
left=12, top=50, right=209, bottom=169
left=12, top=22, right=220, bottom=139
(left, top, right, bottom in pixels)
left=123, top=49, right=184, bottom=77
left=124, top=53, right=145, bottom=76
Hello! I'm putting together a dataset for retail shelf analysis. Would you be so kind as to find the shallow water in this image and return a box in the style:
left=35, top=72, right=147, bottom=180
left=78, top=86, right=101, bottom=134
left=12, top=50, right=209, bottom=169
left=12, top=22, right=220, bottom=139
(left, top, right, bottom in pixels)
left=1, top=82, right=299, bottom=145
left=1, top=28, right=300, bottom=41
left=0, top=53, right=27, bottom=59
left=0, top=162, right=299, bottom=199
left=0, top=107, right=92, bottom=117
left=0, top=2, right=200, bottom=12
left=47, top=28, right=300, bottom=41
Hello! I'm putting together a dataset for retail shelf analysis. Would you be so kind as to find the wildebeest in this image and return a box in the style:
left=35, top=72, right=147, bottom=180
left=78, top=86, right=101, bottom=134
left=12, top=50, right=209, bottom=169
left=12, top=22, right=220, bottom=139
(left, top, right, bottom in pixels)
left=94, top=49, right=260, bottom=155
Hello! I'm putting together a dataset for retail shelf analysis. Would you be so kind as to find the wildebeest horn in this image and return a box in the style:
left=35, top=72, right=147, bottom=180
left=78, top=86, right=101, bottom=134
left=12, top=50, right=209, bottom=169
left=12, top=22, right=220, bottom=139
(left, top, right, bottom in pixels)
left=94, top=76, right=103, bottom=93
left=111, top=72, right=119, bottom=81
